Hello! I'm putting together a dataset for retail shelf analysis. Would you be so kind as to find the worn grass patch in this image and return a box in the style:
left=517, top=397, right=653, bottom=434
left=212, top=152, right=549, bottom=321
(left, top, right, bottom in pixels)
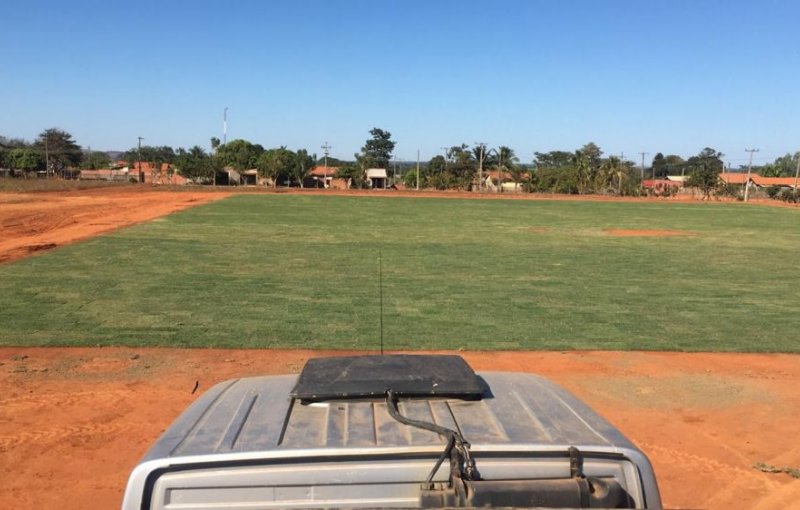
left=1, top=195, right=799, bottom=350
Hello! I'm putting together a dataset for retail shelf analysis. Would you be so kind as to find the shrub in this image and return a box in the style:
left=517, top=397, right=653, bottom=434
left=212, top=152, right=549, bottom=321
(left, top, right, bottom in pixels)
left=777, top=188, right=798, bottom=203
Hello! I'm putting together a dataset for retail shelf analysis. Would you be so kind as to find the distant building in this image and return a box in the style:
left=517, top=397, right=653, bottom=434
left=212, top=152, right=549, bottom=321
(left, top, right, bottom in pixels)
left=80, top=162, right=186, bottom=184
left=365, top=168, right=388, bottom=189
left=304, top=166, right=338, bottom=188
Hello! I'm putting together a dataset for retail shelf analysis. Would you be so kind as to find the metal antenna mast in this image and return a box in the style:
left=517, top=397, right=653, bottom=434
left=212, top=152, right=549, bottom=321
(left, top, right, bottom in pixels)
left=223, top=107, right=229, bottom=145
left=743, top=148, right=759, bottom=202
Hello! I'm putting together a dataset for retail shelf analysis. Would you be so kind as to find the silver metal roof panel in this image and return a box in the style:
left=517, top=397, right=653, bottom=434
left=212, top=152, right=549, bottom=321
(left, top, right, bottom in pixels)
left=143, top=372, right=634, bottom=461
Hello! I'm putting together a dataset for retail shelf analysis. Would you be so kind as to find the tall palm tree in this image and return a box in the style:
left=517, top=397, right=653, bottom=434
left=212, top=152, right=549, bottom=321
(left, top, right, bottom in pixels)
left=572, top=151, right=590, bottom=194
left=495, top=146, right=519, bottom=190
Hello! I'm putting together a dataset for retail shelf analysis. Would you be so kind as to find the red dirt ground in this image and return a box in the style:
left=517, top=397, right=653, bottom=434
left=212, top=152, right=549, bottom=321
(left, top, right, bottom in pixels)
left=1, top=348, right=798, bottom=510
left=0, top=187, right=229, bottom=264
left=1, top=186, right=798, bottom=509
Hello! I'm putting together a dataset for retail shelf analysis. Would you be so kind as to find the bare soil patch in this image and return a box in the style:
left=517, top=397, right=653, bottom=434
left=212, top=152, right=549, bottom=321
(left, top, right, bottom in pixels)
left=604, top=228, right=696, bottom=237
left=1, top=348, right=797, bottom=510
left=0, top=187, right=230, bottom=264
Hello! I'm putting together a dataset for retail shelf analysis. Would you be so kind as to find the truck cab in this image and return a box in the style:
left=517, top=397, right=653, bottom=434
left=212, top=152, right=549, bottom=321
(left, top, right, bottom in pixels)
left=122, top=355, right=661, bottom=509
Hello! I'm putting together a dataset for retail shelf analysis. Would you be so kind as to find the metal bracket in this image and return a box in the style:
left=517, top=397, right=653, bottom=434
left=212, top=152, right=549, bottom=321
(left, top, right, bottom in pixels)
left=569, top=446, right=583, bottom=479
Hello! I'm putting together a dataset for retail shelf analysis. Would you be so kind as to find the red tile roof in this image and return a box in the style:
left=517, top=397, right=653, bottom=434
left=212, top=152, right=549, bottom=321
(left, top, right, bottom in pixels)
left=310, top=166, right=337, bottom=177
left=719, top=172, right=752, bottom=185
left=719, top=173, right=798, bottom=187
left=755, top=176, right=798, bottom=187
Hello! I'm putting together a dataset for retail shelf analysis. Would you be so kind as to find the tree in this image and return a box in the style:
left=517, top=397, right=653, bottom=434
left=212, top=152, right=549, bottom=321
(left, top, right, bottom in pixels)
left=8, top=147, right=42, bottom=172
left=533, top=150, right=573, bottom=169
left=652, top=153, right=686, bottom=178
left=356, top=128, right=395, bottom=170
left=210, top=137, right=221, bottom=152
left=215, top=139, right=264, bottom=171
left=292, top=149, right=315, bottom=187
left=257, top=147, right=294, bottom=187
left=760, top=152, right=799, bottom=177
left=579, top=142, right=603, bottom=169
left=572, top=151, right=591, bottom=194
left=686, top=148, right=724, bottom=199
left=445, top=144, right=477, bottom=190
left=34, top=128, right=82, bottom=175
left=494, top=146, right=519, bottom=190
left=427, top=155, right=446, bottom=175
left=175, top=146, right=217, bottom=183
left=81, top=151, right=111, bottom=170
left=598, top=156, right=625, bottom=195
left=336, top=163, right=364, bottom=188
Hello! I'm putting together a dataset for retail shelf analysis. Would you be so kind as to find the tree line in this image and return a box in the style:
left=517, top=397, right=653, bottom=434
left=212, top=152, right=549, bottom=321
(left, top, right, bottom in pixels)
left=2, top=127, right=797, bottom=198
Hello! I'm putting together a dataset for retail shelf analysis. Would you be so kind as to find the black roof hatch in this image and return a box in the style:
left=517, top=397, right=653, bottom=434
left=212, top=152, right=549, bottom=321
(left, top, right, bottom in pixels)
left=290, top=354, right=484, bottom=402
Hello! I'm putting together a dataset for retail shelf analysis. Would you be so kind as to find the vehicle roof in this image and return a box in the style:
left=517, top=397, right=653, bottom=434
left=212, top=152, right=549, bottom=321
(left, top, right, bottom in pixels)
left=142, top=371, right=636, bottom=463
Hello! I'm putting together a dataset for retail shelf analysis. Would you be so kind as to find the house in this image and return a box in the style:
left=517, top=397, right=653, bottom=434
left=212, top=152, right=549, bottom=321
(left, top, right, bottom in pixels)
left=643, top=179, right=682, bottom=195
left=217, top=167, right=241, bottom=186
left=751, top=176, right=798, bottom=189
left=365, top=168, right=388, bottom=189
left=482, top=170, right=527, bottom=192
left=304, top=166, right=338, bottom=188
left=241, top=169, right=259, bottom=186
left=116, top=161, right=185, bottom=184
left=79, top=168, right=129, bottom=181
left=665, top=175, right=688, bottom=185
left=719, top=172, right=753, bottom=186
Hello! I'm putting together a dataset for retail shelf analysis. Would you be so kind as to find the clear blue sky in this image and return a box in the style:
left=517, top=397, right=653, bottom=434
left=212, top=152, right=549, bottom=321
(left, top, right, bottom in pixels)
left=2, top=0, right=799, bottom=166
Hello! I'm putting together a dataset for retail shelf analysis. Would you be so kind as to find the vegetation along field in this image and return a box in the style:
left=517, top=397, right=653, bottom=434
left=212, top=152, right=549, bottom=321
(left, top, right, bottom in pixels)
left=1, top=194, right=798, bottom=351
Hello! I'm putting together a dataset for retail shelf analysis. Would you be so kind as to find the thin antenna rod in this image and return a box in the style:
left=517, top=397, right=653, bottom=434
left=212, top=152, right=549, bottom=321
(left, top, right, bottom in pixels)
left=379, top=246, right=384, bottom=355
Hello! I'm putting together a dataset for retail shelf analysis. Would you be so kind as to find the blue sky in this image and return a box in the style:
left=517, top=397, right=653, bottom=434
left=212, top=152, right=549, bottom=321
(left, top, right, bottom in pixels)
left=2, top=1, right=799, bottom=166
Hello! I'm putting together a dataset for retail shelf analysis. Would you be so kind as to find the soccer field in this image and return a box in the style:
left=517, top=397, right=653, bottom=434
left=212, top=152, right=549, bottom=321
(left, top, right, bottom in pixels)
left=1, top=194, right=798, bottom=351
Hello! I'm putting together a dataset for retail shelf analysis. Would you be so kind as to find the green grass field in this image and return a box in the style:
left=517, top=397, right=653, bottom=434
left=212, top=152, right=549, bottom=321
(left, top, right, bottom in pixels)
left=1, top=195, right=798, bottom=351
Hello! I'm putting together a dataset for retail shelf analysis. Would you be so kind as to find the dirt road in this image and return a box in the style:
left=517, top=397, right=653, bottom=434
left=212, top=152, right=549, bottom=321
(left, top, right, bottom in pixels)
left=0, top=187, right=229, bottom=264
left=1, top=348, right=798, bottom=510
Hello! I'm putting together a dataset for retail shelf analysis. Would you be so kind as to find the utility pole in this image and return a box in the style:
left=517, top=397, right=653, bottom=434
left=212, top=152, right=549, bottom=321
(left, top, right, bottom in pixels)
left=475, top=142, right=486, bottom=192
left=618, top=152, right=625, bottom=195
left=321, top=141, right=331, bottom=188
left=137, top=136, right=144, bottom=183
left=639, top=152, right=649, bottom=194
left=416, top=149, right=420, bottom=190
left=794, top=153, right=800, bottom=200
left=497, top=149, right=503, bottom=193
left=440, top=146, right=449, bottom=172
left=223, top=107, right=229, bottom=145
left=44, top=138, right=50, bottom=178
left=743, top=148, right=759, bottom=202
